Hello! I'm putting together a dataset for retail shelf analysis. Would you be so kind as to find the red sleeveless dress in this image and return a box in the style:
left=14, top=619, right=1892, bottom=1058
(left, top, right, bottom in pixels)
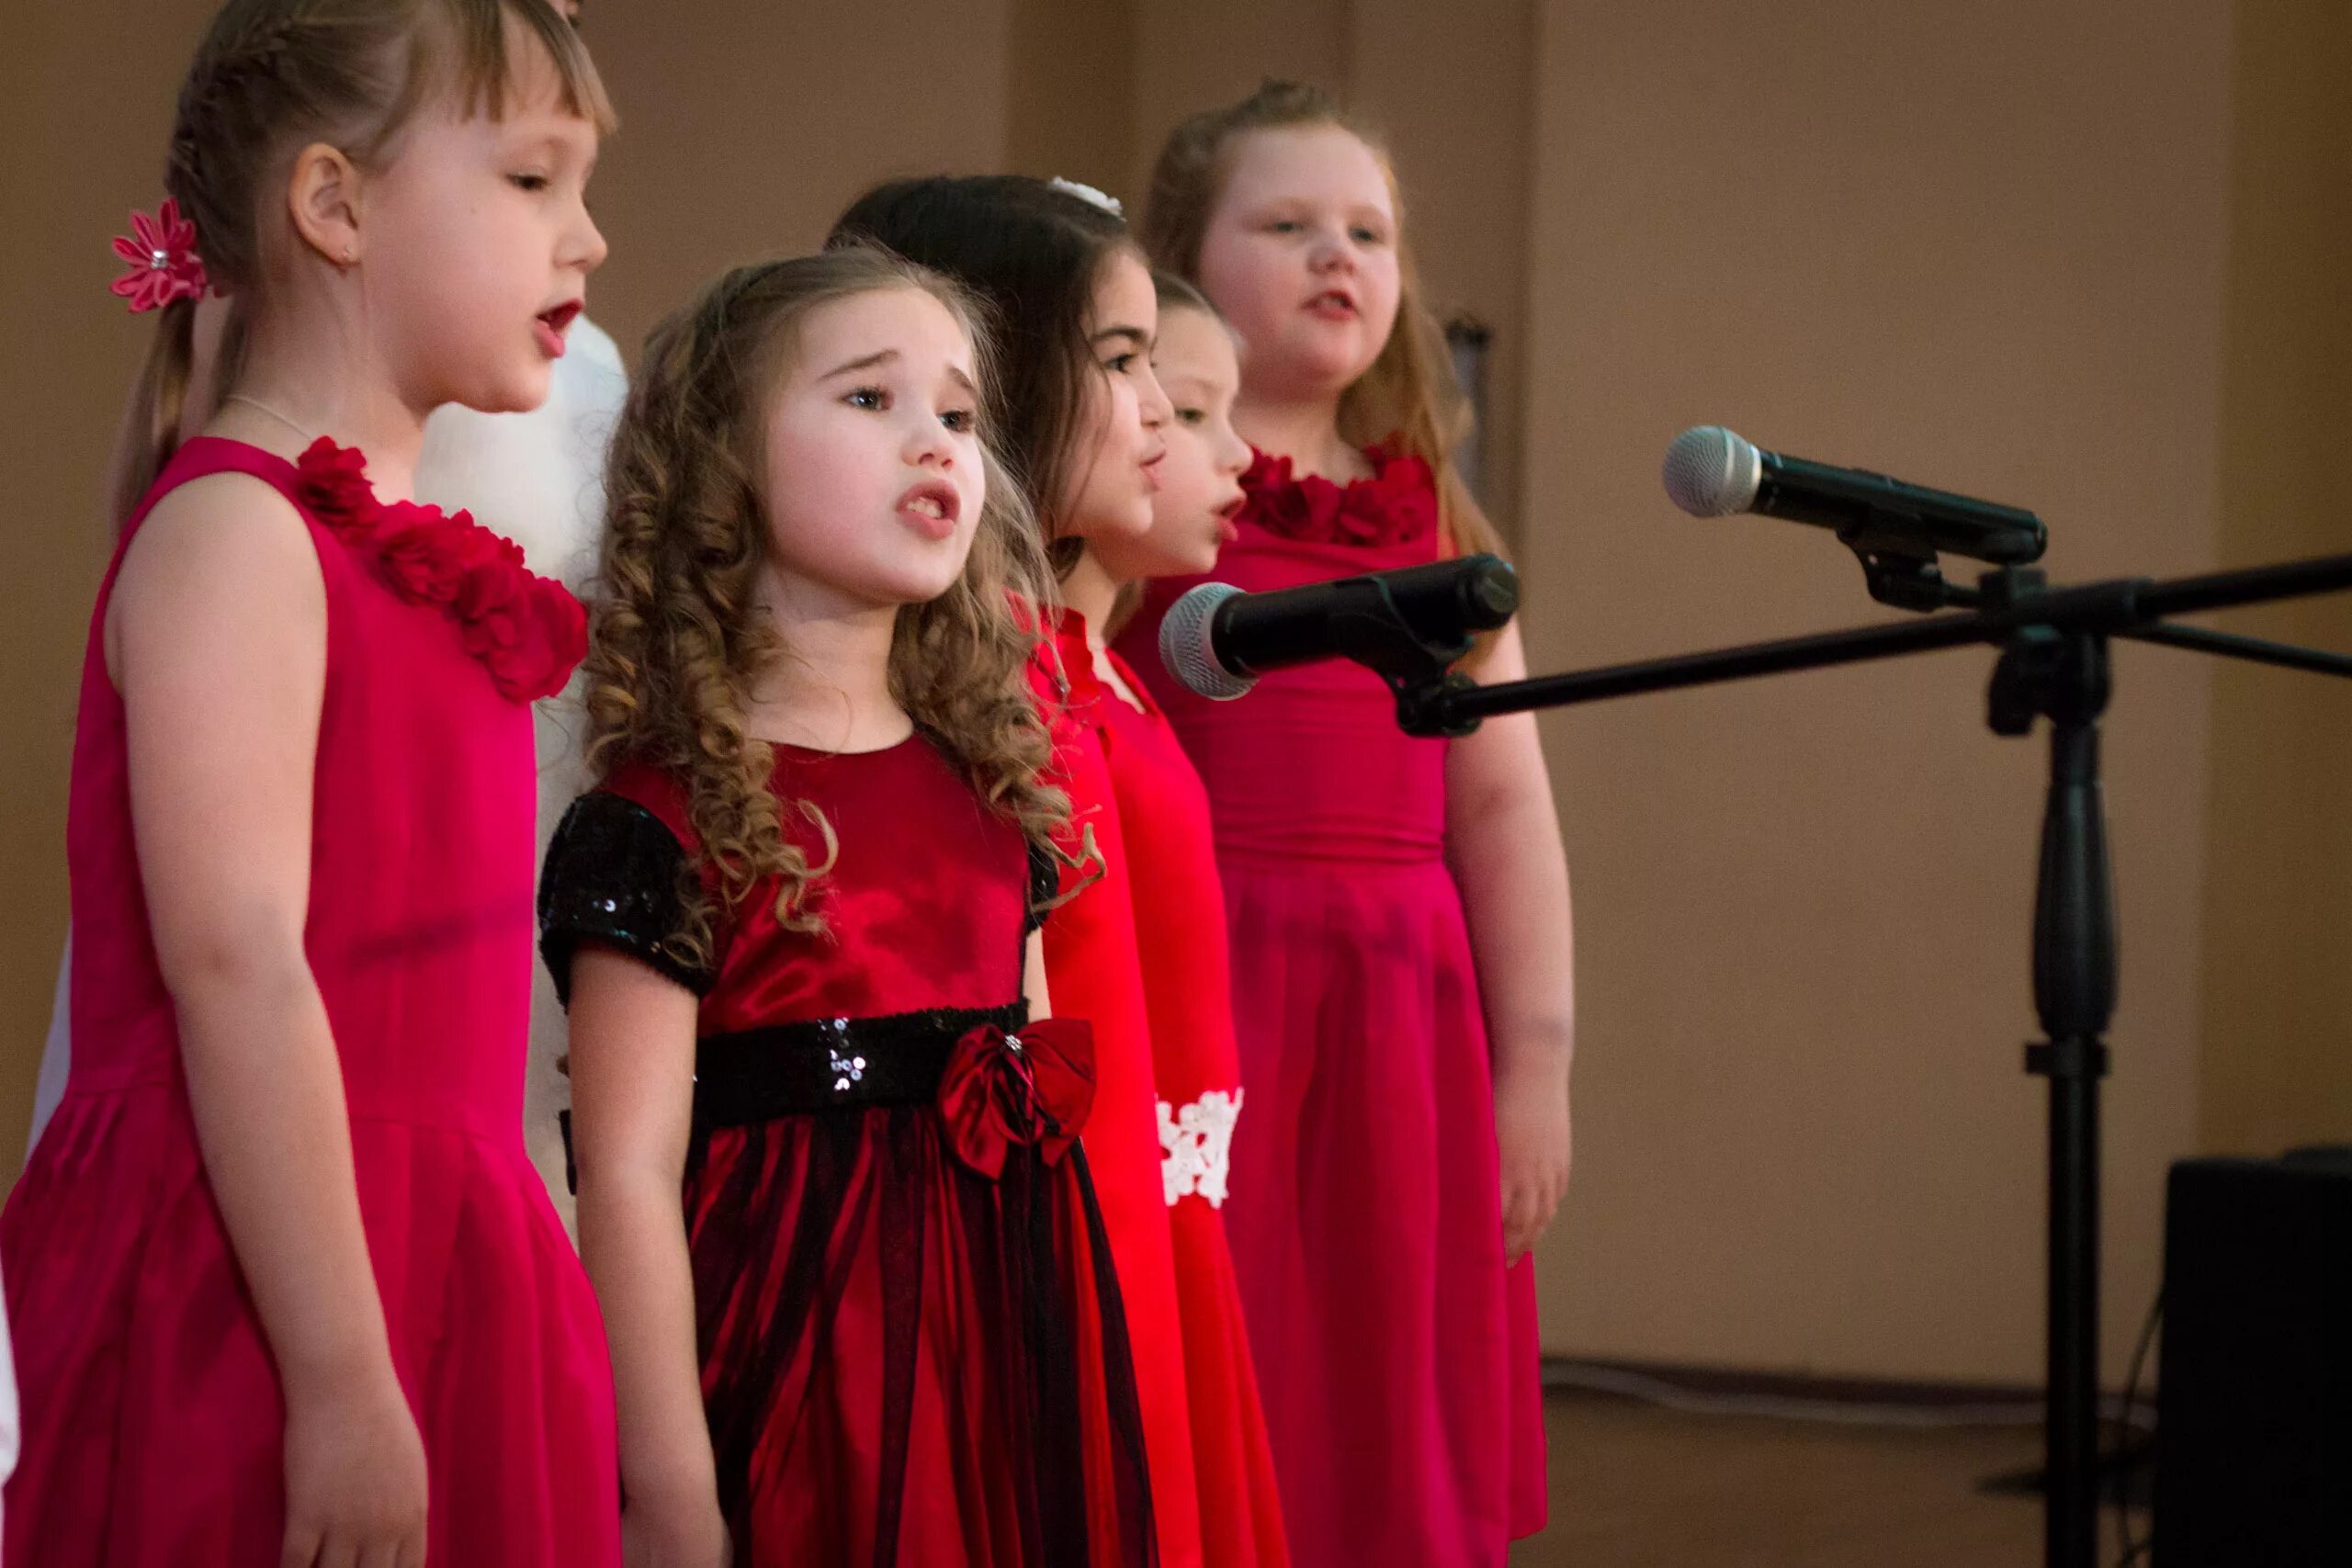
left=1029, top=617, right=1204, bottom=1568
left=1092, top=652, right=1289, bottom=1568
left=537, top=740, right=1157, bottom=1567
left=1, top=437, right=617, bottom=1566
left=1118, top=449, right=1548, bottom=1567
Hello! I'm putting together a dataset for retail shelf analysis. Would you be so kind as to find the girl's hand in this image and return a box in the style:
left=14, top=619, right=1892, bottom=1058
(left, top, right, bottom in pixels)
left=566, top=947, right=725, bottom=1568
left=622, top=1496, right=732, bottom=1568
left=1496, top=1060, right=1571, bottom=1266
left=279, top=1359, right=429, bottom=1568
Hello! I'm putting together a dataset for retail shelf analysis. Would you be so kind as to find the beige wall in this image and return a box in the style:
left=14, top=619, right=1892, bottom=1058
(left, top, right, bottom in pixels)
left=2195, top=1, right=2352, bottom=1157
left=1517, top=0, right=2232, bottom=1384
left=0, top=3, right=199, bottom=1181
left=5, top=1, right=2345, bottom=1391
left=1007, top=0, right=1137, bottom=196
left=546, top=0, right=1015, bottom=369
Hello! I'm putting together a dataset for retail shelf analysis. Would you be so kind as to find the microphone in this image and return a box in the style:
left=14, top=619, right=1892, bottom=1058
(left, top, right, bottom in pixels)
left=1159, top=555, right=1521, bottom=701
left=1661, top=425, right=2046, bottom=566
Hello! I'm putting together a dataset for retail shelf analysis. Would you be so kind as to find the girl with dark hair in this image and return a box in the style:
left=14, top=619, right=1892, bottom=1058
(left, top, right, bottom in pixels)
left=1081, top=275, right=1290, bottom=1568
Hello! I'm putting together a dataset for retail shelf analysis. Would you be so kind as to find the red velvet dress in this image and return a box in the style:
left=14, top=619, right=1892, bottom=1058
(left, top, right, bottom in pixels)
left=1094, top=654, right=1290, bottom=1568
left=1118, top=449, right=1549, bottom=1567
left=538, top=738, right=1155, bottom=1567
left=2, top=437, right=617, bottom=1566
left=1029, top=617, right=1204, bottom=1568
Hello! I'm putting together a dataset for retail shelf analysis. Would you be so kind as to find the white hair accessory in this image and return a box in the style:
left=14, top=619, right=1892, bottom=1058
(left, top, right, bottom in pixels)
left=1048, top=176, right=1125, bottom=220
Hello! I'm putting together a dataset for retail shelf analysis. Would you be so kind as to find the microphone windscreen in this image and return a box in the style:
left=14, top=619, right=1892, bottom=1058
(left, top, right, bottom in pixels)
left=1662, top=425, right=1763, bottom=517
left=1158, top=581, right=1255, bottom=700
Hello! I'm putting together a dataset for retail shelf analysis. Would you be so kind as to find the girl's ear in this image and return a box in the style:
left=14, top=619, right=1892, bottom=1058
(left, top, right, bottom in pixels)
left=285, top=141, right=364, bottom=268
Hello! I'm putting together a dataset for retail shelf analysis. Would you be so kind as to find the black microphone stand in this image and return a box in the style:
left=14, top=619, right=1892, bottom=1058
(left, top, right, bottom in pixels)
left=1385, top=549, right=2352, bottom=1568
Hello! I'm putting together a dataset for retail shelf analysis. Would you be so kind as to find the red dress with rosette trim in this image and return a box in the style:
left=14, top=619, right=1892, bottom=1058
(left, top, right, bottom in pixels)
left=1, top=437, right=616, bottom=1567
left=537, top=737, right=1158, bottom=1568
left=1117, top=447, right=1549, bottom=1568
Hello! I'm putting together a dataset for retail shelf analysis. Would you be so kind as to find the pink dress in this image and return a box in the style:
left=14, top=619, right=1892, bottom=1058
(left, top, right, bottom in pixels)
left=2, top=437, right=619, bottom=1566
left=1119, top=448, right=1547, bottom=1567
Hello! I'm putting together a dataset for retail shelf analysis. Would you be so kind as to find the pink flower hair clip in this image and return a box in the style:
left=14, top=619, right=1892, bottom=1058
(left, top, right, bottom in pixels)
left=109, top=198, right=210, bottom=313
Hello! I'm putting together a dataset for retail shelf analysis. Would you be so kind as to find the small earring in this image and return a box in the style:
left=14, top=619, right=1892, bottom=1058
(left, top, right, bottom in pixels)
left=342, top=247, right=356, bottom=264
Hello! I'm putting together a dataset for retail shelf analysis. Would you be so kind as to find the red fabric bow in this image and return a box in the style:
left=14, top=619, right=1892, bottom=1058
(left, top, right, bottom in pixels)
left=936, top=1019, right=1096, bottom=1179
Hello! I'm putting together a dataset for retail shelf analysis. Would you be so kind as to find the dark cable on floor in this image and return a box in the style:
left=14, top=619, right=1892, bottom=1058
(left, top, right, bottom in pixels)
left=2113, top=1290, right=2163, bottom=1566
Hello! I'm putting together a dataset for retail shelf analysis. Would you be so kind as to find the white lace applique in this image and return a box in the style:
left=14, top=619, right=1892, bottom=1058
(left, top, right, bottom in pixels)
left=1159, top=1089, right=1243, bottom=1208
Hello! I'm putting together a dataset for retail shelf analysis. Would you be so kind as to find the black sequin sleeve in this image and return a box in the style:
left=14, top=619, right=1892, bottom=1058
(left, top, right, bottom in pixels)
left=1025, top=835, right=1059, bottom=934
left=537, top=793, right=716, bottom=1006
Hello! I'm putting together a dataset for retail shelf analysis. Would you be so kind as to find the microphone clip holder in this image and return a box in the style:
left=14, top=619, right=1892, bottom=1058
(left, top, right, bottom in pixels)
left=1323, top=600, right=1484, bottom=739
left=1849, top=531, right=1960, bottom=614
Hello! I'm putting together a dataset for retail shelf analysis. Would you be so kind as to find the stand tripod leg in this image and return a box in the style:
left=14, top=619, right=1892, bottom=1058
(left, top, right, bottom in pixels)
left=2041, top=1043, right=2103, bottom=1565
left=2037, top=716, right=2112, bottom=1567
left=1996, top=633, right=2116, bottom=1568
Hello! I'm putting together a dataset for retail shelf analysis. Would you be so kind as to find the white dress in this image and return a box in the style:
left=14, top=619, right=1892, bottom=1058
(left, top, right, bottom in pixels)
left=26, top=318, right=628, bottom=1235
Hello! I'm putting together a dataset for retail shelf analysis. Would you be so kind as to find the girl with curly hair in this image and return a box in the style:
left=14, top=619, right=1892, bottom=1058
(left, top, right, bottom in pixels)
left=540, top=246, right=1156, bottom=1568
left=832, top=174, right=1243, bottom=1568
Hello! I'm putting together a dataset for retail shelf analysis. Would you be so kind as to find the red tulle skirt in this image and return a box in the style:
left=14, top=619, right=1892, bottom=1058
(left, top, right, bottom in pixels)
left=683, top=1034, right=1156, bottom=1567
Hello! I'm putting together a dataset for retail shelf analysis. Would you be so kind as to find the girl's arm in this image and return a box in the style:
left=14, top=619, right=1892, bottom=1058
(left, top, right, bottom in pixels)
left=1023, top=928, right=1053, bottom=1018
left=112, top=476, right=427, bottom=1563
left=566, top=947, right=729, bottom=1563
left=1444, top=619, right=1576, bottom=1265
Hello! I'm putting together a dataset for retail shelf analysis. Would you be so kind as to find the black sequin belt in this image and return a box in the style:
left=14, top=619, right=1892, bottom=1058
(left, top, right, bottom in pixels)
left=692, top=1001, right=1030, bottom=1129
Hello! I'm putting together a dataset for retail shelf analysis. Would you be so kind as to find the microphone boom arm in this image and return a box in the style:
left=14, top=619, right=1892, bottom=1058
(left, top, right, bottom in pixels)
left=1408, top=551, right=2352, bottom=736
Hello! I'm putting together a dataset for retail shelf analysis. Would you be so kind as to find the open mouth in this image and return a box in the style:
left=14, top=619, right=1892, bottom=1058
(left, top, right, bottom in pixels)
left=899, top=480, right=961, bottom=538
left=534, top=299, right=582, bottom=357
left=1215, top=491, right=1246, bottom=541
left=1306, top=288, right=1358, bottom=318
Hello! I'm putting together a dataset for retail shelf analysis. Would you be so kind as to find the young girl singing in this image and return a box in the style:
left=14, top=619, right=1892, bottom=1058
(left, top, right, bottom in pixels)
left=541, top=247, right=1155, bottom=1567
left=831, top=175, right=1214, bottom=1568
left=23, top=0, right=627, bottom=1254
left=2, top=3, right=620, bottom=1564
left=27, top=299, right=628, bottom=1232
left=1080, top=274, right=1288, bottom=1567
left=1125, top=81, right=1574, bottom=1566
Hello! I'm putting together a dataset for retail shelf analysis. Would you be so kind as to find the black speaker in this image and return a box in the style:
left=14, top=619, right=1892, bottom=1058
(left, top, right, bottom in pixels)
left=2155, top=1147, right=2352, bottom=1566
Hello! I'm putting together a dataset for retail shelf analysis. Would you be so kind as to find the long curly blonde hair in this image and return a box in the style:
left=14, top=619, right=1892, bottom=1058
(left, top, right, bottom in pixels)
left=583, top=247, right=1068, bottom=954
